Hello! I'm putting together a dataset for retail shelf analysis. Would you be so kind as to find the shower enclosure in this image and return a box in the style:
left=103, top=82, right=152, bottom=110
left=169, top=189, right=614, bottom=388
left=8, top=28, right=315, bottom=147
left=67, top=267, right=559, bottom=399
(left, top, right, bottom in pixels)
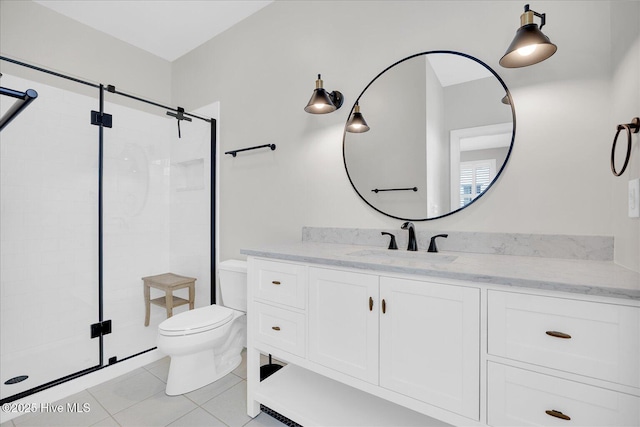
left=0, top=57, right=215, bottom=404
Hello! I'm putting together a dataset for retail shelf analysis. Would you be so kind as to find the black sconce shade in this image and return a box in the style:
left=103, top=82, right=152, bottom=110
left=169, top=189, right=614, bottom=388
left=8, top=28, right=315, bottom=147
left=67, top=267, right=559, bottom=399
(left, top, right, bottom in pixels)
left=500, top=4, right=557, bottom=68
left=346, top=102, right=370, bottom=133
left=304, top=74, right=343, bottom=114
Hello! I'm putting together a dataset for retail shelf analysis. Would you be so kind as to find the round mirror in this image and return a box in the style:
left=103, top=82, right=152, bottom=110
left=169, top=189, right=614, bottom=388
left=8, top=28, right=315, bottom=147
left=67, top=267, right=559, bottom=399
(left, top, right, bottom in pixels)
left=343, top=51, right=515, bottom=221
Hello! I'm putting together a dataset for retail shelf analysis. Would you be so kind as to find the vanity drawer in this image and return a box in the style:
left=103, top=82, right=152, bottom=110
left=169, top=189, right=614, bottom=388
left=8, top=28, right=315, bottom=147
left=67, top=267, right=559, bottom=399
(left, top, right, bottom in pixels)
left=487, top=362, right=640, bottom=427
left=488, top=290, right=640, bottom=387
left=253, top=259, right=306, bottom=309
left=254, top=302, right=306, bottom=357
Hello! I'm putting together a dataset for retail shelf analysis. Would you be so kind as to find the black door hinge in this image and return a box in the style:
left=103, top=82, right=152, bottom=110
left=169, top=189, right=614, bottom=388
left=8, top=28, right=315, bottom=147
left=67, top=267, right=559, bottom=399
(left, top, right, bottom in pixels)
left=91, top=110, right=112, bottom=128
left=90, top=320, right=112, bottom=339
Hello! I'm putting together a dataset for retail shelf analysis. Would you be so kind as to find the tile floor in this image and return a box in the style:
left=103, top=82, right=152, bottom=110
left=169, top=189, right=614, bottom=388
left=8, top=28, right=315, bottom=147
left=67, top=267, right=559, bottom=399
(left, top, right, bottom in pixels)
left=1, top=352, right=287, bottom=427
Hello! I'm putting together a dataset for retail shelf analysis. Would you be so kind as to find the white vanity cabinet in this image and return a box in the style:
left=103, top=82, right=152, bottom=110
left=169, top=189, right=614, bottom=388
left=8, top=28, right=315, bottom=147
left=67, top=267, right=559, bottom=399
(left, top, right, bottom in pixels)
left=246, top=253, right=640, bottom=427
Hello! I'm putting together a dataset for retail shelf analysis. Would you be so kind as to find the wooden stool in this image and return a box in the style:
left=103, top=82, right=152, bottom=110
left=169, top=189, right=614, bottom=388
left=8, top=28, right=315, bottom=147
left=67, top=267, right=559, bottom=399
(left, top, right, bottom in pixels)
left=143, top=273, right=196, bottom=326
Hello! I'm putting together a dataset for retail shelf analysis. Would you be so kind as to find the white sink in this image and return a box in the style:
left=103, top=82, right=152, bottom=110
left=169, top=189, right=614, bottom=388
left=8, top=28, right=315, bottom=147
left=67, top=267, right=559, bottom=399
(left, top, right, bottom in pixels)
left=347, top=249, right=457, bottom=264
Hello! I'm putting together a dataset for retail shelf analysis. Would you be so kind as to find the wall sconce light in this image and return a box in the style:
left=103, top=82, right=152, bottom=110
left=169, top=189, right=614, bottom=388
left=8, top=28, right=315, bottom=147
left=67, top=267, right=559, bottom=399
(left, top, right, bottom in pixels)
left=304, top=74, right=343, bottom=114
left=500, top=4, right=557, bottom=68
left=346, top=102, right=370, bottom=133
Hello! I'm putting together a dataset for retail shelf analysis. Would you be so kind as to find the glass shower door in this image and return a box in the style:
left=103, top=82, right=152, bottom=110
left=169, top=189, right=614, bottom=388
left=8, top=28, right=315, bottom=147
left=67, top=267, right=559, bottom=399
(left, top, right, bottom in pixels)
left=101, top=92, right=212, bottom=363
left=0, top=74, right=101, bottom=400
left=100, top=95, right=173, bottom=360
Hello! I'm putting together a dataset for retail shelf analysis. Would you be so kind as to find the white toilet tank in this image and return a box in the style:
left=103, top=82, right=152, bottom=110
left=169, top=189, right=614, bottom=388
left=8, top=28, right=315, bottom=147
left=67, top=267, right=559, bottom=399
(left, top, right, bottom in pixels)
left=219, top=260, right=247, bottom=312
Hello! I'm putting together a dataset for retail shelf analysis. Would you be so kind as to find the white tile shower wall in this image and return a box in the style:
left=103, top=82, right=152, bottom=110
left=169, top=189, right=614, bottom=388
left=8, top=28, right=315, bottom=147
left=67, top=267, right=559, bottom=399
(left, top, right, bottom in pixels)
left=169, top=117, right=212, bottom=307
left=0, top=75, right=100, bottom=398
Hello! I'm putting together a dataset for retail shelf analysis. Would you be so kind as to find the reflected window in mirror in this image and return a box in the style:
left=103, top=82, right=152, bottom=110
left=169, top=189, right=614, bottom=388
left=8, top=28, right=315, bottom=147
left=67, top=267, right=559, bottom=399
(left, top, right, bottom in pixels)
left=460, top=160, right=494, bottom=208
left=450, top=122, right=511, bottom=210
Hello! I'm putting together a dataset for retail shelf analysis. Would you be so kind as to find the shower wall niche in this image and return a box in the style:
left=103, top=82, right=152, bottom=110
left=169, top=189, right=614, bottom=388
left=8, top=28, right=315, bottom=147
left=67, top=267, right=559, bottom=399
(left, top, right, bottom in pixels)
left=0, top=62, right=213, bottom=403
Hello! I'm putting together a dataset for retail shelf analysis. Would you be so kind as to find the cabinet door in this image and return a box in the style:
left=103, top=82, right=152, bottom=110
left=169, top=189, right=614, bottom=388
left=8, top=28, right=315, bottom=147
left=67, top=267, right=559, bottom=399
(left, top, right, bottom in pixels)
left=380, top=276, right=480, bottom=420
left=309, top=267, right=379, bottom=384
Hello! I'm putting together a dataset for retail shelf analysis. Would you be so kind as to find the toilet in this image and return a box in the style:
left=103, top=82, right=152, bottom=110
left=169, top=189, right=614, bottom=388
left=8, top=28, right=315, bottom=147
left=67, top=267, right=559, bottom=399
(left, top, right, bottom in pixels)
left=157, top=260, right=247, bottom=395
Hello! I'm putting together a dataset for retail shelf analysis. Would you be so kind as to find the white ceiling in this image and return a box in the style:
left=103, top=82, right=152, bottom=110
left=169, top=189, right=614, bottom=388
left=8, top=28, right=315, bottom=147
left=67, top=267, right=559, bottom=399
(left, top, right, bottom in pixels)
left=34, top=0, right=273, bottom=62
left=427, top=54, right=492, bottom=87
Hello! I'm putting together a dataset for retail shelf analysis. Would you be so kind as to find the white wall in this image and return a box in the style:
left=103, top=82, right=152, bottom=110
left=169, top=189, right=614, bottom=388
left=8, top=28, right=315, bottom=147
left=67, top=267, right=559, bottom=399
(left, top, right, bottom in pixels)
left=172, top=1, right=635, bottom=268
left=611, top=1, right=640, bottom=272
left=425, top=57, right=447, bottom=217
left=444, top=77, right=512, bottom=135
left=0, top=0, right=172, bottom=104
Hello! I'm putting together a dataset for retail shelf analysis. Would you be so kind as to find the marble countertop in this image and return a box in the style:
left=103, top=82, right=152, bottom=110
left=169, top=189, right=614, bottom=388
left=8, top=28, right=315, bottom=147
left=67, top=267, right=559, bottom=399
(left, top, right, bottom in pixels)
left=241, top=242, right=640, bottom=301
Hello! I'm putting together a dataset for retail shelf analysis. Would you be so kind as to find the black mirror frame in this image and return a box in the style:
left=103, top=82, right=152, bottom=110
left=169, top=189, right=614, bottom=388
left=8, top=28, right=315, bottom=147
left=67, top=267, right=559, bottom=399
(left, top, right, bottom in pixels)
left=342, top=50, right=517, bottom=221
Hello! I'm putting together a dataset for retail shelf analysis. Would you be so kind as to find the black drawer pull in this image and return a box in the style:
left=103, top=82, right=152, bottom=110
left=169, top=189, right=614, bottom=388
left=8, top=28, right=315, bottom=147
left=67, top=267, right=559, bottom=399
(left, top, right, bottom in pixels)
left=272, top=281, right=281, bottom=285
left=272, top=326, right=281, bottom=331
left=546, top=331, right=572, bottom=339
left=546, top=409, right=571, bottom=421
left=369, top=296, right=373, bottom=311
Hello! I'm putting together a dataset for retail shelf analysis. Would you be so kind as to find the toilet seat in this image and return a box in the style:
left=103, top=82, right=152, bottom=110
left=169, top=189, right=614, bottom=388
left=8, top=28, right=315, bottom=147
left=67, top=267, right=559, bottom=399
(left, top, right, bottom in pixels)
left=159, top=305, right=234, bottom=336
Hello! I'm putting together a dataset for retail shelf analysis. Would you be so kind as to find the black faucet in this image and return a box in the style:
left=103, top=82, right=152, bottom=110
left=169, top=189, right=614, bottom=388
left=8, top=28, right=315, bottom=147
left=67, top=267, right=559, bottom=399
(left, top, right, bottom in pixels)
left=400, top=222, right=417, bottom=251
left=428, top=234, right=448, bottom=253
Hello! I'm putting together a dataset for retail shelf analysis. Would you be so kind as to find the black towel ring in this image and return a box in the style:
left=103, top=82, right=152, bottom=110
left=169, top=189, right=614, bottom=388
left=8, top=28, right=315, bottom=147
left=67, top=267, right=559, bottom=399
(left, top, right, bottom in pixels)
left=611, top=117, right=639, bottom=176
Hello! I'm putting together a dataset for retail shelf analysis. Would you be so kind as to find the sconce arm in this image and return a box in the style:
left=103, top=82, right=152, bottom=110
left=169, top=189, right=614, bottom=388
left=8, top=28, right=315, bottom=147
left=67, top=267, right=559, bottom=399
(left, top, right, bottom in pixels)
left=524, top=4, right=547, bottom=29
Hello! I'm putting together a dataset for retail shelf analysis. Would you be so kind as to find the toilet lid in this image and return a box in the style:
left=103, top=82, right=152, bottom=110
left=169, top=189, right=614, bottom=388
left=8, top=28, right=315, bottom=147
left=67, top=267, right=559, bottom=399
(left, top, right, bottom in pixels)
left=158, top=305, right=234, bottom=336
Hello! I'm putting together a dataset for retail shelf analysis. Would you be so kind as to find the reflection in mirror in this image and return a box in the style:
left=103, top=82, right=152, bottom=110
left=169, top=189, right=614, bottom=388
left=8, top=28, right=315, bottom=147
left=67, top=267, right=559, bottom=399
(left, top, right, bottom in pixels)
left=343, top=51, right=515, bottom=221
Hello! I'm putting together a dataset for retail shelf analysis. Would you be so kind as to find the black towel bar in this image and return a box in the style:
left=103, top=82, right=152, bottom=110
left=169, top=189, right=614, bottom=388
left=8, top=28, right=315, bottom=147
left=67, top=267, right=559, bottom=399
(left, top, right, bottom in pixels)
left=225, top=144, right=276, bottom=157
left=372, top=187, right=418, bottom=193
